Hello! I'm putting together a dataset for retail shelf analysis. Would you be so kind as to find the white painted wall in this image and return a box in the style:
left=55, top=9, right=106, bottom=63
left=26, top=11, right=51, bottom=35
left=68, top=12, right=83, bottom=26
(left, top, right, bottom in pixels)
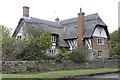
left=85, top=38, right=92, bottom=49
left=16, top=21, right=27, bottom=39
left=93, top=26, right=107, bottom=38
left=101, top=29, right=107, bottom=38
left=17, top=33, right=23, bottom=36
left=51, top=45, right=56, bottom=49
left=52, top=43, right=56, bottom=46
left=67, top=39, right=77, bottom=51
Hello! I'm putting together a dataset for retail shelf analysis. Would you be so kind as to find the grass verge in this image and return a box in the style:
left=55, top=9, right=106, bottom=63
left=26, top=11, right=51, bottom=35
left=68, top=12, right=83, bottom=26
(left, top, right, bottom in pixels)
left=2, top=68, right=119, bottom=78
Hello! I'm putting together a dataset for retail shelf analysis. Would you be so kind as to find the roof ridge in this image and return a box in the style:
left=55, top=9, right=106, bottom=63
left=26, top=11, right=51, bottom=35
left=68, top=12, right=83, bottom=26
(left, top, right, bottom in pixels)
left=30, top=17, right=55, bottom=23
left=24, top=13, right=99, bottom=24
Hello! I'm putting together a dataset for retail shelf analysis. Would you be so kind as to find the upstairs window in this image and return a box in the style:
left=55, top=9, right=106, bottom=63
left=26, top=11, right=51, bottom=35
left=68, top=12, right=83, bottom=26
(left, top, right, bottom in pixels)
left=51, top=36, right=56, bottom=42
left=97, top=38, right=104, bottom=45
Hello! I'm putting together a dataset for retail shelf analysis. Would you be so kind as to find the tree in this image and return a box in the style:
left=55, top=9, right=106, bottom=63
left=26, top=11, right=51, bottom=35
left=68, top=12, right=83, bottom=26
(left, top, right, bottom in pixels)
left=0, top=26, right=52, bottom=61
left=16, top=32, right=52, bottom=60
left=0, top=26, right=16, bottom=61
left=109, top=29, right=120, bottom=59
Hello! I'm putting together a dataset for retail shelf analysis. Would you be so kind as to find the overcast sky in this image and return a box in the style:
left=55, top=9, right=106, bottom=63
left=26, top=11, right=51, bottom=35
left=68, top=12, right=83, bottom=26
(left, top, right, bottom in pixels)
left=0, top=0, right=119, bottom=34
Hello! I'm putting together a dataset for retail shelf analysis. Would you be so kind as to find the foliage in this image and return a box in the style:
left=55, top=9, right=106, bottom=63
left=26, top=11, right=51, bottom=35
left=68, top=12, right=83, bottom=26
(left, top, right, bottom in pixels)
left=0, top=25, right=51, bottom=61
left=55, top=48, right=69, bottom=62
left=0, top=26, right=16, bottom=60
left=109, top=29, right=120, bottom=59
left=17, top=32, right=52, bottom=60
left=69, top=46, right=89, bottom=63
left=38, top=32, right=52, bottom=49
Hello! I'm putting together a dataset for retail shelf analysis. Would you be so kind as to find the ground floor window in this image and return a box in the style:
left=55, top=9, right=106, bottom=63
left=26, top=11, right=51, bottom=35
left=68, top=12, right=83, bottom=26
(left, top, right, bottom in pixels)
left=17, top=36, right=22, bottom=39
left=98, top=51, right=102, bottom=57
left=50, top=49, right=56, bottom=54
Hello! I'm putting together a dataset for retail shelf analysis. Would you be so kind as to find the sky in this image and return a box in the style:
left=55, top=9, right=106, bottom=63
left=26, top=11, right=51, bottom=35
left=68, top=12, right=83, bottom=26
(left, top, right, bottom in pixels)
left=0, top=0, right=119, bottom=34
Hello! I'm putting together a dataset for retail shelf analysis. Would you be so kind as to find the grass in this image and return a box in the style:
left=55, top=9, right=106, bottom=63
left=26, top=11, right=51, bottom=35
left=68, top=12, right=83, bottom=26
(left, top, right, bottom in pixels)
left=2, top=68, right=119, bottom=78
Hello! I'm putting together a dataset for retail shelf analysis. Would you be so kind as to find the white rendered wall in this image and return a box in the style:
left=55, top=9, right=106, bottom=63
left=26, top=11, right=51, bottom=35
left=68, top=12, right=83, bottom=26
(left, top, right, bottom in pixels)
left=85, top=38, right=92, bottom=49
left=93, top=26, right=107, bottom=38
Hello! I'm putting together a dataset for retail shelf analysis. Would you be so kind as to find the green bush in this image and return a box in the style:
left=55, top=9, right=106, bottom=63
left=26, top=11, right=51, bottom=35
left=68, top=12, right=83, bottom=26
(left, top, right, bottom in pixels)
left=69, top=46, right=88, bottom=63
left=55, top=48, right=69, bottom=62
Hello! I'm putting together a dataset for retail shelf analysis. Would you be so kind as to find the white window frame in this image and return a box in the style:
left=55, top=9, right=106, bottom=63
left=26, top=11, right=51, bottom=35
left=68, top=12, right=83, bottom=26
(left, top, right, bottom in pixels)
left=17, top=36, right=22, bottom=39
left=51, top=36, right=56, bottom=42
left=98, top=51, right=102, bottom=57
left=50, top=49, right=56, bottom=54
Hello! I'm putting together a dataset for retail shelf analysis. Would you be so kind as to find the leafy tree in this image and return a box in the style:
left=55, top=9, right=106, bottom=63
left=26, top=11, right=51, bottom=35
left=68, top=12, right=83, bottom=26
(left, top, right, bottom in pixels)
left=0, top=25, right=52, bottom=61
left=37, top=32, right=52, bottom=49
left=16, top=32, right=52, bottom=60
left=0, top=26, right=16, bottom=61
left=109, top=29, right=120, bottom=59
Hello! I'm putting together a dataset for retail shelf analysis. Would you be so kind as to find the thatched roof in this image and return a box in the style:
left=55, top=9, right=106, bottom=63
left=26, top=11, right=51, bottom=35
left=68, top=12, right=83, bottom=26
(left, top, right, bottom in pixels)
left=13, top=13, right=109, bottom=47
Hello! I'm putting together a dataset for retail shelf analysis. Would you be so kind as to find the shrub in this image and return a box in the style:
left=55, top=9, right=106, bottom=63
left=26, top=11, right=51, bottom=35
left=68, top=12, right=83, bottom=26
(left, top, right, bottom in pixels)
left=69, top=46, right=88, bottom=63
left=55, top=48, right=69, bottom=62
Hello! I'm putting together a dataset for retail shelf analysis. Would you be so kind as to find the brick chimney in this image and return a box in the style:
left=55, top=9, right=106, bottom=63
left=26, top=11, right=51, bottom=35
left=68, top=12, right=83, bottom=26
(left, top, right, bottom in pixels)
left=23, top=6, right=29, bottom=18
left=78, top=8, right=85, bottom=45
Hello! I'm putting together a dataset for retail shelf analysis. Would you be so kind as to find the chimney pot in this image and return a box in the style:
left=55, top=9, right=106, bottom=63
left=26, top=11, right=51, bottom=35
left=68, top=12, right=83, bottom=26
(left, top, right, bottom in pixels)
left=55, top=17, right=59, bottom=22
left=23, top=6, right=29, bottom=18
left=80, top=8, right=82, bottom=12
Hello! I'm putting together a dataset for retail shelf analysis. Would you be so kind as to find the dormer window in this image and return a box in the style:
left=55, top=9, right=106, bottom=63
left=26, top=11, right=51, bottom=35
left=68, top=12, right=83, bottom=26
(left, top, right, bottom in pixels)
left=97, top=38, right=104, bottom=45
left=51, top=36, right=56, bottom=42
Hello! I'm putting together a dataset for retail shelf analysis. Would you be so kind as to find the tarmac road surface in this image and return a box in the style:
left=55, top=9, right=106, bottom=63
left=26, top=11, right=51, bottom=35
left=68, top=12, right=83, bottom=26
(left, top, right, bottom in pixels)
left=88, top=73, right=119, bottom=78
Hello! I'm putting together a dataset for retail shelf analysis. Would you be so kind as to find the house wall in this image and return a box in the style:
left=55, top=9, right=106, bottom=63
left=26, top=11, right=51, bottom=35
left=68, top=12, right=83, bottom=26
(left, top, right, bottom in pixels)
left=66, top=39, right=77, bottom=51
left=92, top=26, right=109, bottom=52
left=48, top=35, right=59, bottom=56
left=16, top=21, right=27, bottom=39
left=91, top=36, right=109, bottom=60
left=88, top=26, right=109, bottom=61
left=92, top=36, right=108, bottom=51
left=85, top=38, right=92, bottom=49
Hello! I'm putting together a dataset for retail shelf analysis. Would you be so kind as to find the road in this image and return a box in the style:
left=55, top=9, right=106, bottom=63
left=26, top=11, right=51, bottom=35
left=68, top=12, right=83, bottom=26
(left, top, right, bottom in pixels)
left=88, top=73, right=119, bottom=78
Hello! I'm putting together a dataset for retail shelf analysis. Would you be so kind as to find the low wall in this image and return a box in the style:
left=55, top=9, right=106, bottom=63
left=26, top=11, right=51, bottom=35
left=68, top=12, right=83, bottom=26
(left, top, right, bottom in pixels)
left=2, top=60, right=118, bottom=73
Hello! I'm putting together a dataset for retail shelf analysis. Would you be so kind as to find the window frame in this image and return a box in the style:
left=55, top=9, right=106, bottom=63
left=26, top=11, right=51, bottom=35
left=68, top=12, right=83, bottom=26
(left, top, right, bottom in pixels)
left=97, top=37, right=104, bottom=45
left=17, top=36, right=22, bottom=39
left=97, top=51, right=102, bottom=57
left=51, top=36, right=56, bottom=42
left=50, top=48, right=56, bottom=54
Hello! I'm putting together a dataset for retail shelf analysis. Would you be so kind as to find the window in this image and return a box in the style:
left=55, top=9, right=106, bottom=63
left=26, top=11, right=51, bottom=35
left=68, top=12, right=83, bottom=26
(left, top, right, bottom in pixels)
left=50, top=49, right=56, bottom=54
left=17, top=36, right=22, bottom=39
left=51, top=36, right=56, bottom=42
left=98, top=51, right=102, bottom=56
left=19, top=36, right=21, bottom=39
left=97, top=38, right=104, bottom=45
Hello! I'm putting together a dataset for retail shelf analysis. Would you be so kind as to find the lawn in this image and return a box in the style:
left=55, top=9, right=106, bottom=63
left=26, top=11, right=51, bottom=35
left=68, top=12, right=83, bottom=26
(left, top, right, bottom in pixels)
left=2, top=68, right=119, bottom=78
